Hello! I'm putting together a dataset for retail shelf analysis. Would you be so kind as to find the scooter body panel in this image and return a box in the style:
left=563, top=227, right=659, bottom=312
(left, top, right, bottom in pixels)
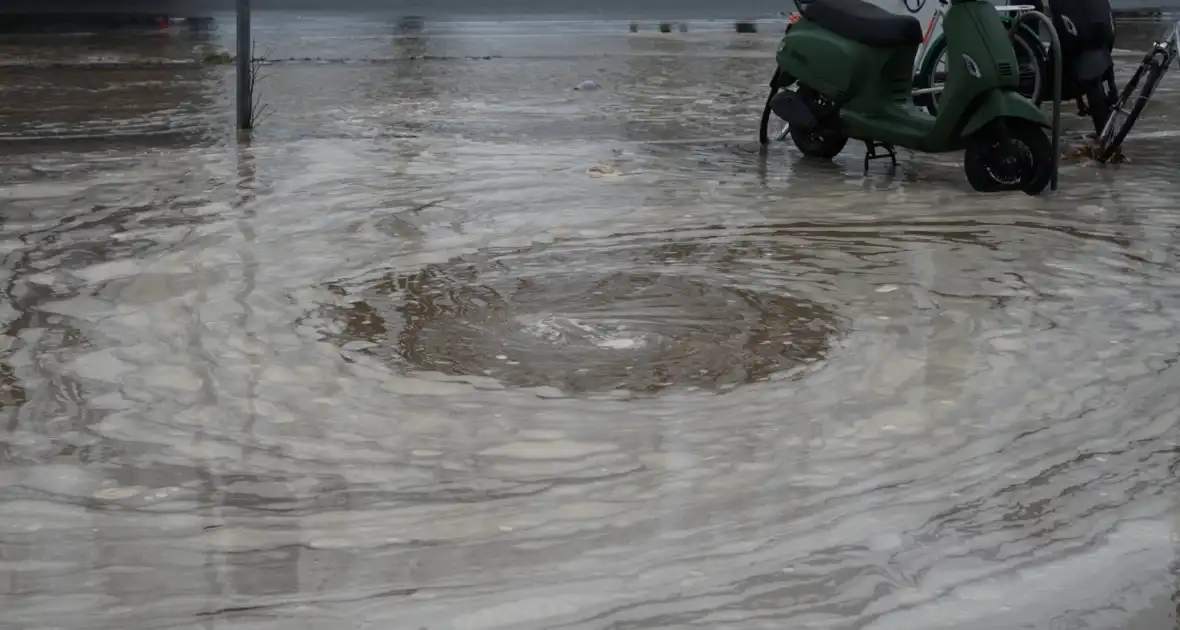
left=1046, top=0, right=1116, bottom=98
left=776, top=19, right=918, bottom=113
left=1073, top=47, right=1114, bottom=84
left=925, top=0, right=1030, bottom=147
left=767, top=0, right=1056, bottom=193
left=961, top=88, right=1052, bottom=138
left=779, top=0, right=1039, bottom=152
left=1048, top=0, right=1114, bottom=50
left=842, top=105, right=938, bottom=149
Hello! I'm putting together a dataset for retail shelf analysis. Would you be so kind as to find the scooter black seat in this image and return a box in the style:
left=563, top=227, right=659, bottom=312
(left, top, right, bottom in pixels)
left=803, top=0, right=924, bottom=47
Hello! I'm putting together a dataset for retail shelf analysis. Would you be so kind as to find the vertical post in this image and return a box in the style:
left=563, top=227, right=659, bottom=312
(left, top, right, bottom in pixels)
left=236, top=0, right=252, bottom=130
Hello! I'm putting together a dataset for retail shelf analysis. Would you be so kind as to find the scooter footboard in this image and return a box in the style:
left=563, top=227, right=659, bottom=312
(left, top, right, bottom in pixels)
left=960, top=90, right=1050, bottom=139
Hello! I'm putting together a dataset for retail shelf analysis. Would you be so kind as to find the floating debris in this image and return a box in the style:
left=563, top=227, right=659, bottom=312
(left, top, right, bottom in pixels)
left=586, top=164, right=620, bottom=177
left=574, top=79, right=600, bottom=91
left=1062, top=138, right=1129, bottom=165
left=202, top=51, right=234, bottom=65
left=93, top=486, right=146, bottom=501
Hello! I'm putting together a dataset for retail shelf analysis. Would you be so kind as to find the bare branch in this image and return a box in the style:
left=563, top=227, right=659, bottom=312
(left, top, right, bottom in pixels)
left=251, top=102, right=272, bottom=127
left=245, top=40, right=273, bottom=129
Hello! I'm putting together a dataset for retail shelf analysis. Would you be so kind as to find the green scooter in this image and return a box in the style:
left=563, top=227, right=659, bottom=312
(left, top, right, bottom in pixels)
left=766, top=0, right=1054, bottom=195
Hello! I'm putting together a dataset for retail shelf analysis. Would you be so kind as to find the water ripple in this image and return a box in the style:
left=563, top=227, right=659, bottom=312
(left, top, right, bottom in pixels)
left=313, top=234, right=844, bottom=395
left=1, top=13, right=1178, bottom=630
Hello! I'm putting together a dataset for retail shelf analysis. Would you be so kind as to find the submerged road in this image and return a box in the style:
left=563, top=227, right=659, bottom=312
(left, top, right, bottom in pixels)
left=1, top=13, right=1179, bottom=630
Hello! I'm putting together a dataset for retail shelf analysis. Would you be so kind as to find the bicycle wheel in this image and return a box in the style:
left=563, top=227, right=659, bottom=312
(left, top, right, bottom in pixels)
left=1095, top=54, right=1166, bottom=163
left=915, top=22, right=1046, bottom=116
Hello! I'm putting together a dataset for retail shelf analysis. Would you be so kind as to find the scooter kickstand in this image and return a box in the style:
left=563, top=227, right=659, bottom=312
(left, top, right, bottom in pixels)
left=862, top=141, right=898, bottom=175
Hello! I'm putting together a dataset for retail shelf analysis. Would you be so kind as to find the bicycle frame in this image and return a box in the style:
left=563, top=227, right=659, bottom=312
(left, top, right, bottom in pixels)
left=1152, top=20, right=1180, bottom=68
left=1094, top=19, right=1180, bottom=161
left=914, top=0, right=951, bottom=74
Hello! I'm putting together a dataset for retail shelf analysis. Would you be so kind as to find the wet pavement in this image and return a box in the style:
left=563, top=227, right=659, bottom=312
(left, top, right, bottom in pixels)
left=2, top=13, right=1180, bottom=630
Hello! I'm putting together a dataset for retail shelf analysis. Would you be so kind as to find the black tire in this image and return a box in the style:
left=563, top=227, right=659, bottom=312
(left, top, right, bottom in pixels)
left=1095, top=55, right=1165, bottom=163
left=964, top=117, right=1054, bottom=195
left=915, top=22, right=1047, bottom=116
left=788, top=88, right=848, bottom=159
left=790, top=123, right=848, bottom=159
left=1083, top=77, right=1115, bottom=139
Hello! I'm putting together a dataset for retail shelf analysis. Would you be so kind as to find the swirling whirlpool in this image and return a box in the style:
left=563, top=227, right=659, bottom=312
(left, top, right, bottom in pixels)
left=314, top=234, right=845, bottom=394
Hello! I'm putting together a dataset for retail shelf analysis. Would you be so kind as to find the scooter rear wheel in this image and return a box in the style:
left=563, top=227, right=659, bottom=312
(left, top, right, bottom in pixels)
left=963, top=117, right=1053, bottom=196
left=790, top=124, right=849, bottom=160
left=788, top=89, right=848, bottom=159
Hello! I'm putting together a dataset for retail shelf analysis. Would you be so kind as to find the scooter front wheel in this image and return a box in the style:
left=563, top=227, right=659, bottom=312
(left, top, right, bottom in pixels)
left=963, top=117, right=1053, bottom=196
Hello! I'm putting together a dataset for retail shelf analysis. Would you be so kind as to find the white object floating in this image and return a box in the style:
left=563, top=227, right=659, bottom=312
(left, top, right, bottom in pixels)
left=597, top=338, right=640, bottom=349
left=575, top=79, right=600, bottom=91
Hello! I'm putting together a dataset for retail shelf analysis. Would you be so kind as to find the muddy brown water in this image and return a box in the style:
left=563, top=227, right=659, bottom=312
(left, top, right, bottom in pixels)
left=1, top=14, right=1178, bottom=630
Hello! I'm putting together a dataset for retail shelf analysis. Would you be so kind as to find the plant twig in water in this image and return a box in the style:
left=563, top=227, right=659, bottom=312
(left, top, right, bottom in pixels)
left=247, top=42, right=275, bottom=128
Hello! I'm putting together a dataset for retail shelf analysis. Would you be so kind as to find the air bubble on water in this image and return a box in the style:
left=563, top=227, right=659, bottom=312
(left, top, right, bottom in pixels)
left=597, top=338, right=641, bottom=350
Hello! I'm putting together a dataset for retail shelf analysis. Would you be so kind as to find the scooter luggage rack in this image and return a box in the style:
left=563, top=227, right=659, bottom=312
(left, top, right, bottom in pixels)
left=1009, top=10, right=1063, bottom=192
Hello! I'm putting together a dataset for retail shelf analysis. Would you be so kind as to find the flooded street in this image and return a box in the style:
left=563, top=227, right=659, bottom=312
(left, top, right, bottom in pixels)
left=2, top=13, right=1179, bottom=630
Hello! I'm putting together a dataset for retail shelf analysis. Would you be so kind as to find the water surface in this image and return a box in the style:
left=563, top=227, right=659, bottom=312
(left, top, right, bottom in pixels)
left=1, top=14, right=1178, bottom=630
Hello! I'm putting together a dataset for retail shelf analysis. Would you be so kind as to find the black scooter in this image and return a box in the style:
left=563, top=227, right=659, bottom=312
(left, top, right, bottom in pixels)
left=1037, top=0, right=1119, bottom=137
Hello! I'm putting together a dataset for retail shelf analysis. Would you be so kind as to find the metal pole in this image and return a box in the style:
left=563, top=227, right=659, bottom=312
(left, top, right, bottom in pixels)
left=1011, top=10, right=1062, bottom=192
left=236, top=0, right=252, bottom=130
